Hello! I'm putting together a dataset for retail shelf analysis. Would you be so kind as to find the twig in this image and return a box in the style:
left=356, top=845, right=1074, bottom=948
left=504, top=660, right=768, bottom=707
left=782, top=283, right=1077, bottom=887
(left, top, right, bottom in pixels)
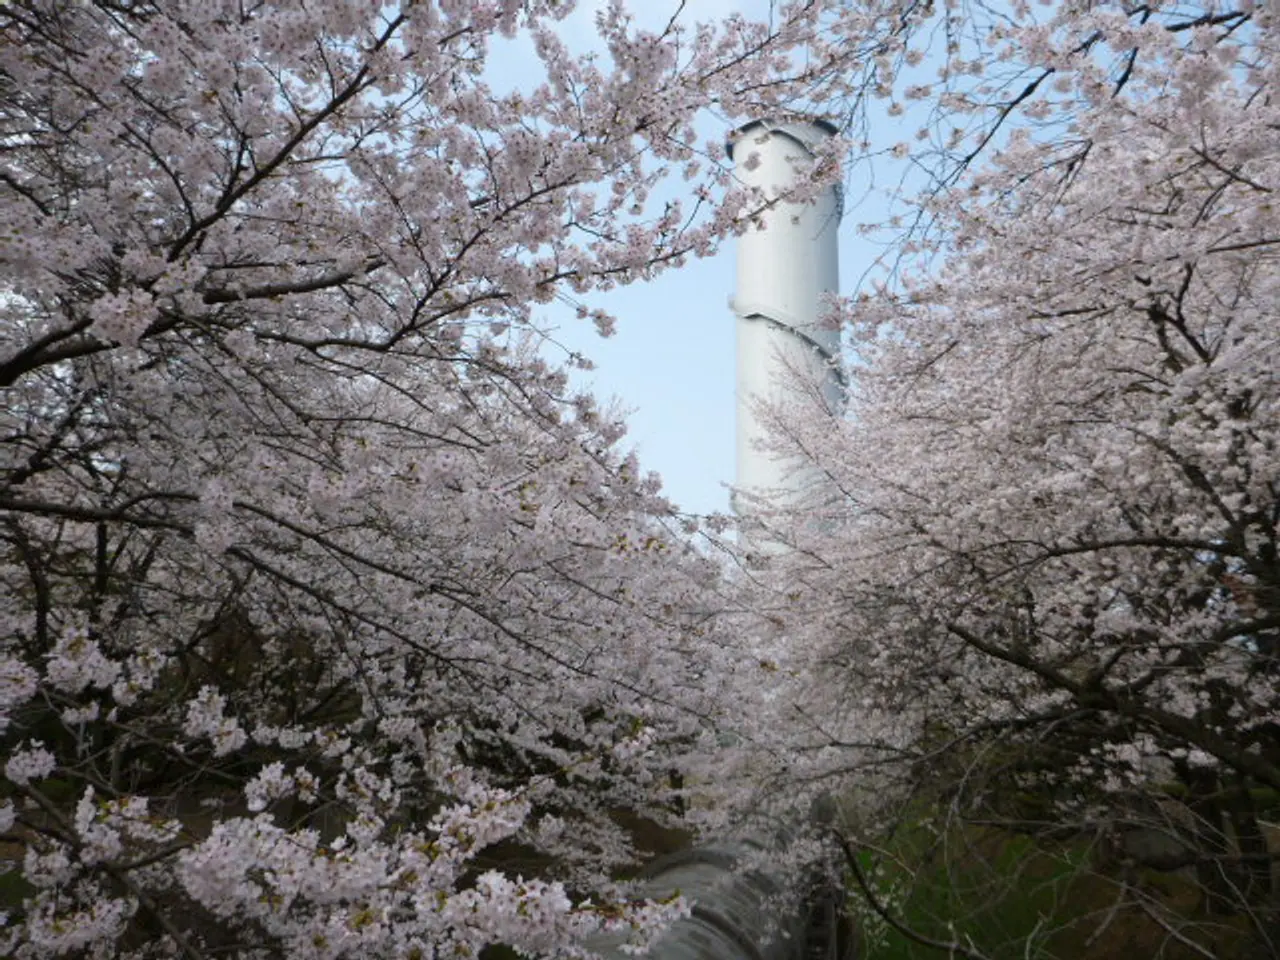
left=839, top=835, right=993, bottom=960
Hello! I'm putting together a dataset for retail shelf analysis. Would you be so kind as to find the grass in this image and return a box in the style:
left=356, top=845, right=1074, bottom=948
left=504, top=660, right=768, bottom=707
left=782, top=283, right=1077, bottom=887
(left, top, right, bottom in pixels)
left=849, top=818, right=1260, bottom=960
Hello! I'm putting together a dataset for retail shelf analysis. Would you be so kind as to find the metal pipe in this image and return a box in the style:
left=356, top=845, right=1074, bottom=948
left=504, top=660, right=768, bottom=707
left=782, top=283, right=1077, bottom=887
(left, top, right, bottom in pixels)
left=585, top=823, right=852, bottom=960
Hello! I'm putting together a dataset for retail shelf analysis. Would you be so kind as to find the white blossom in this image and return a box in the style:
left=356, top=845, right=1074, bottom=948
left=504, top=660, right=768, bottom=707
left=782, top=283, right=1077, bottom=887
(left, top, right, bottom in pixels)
left=5, top=743, right=56, bottom=786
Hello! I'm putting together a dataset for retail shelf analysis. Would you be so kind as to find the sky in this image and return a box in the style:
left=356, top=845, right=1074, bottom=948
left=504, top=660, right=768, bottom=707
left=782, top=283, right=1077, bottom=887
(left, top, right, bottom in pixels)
left=547, top=232, right=742, bottom=518
left=492, top=0, right=920, bottom=518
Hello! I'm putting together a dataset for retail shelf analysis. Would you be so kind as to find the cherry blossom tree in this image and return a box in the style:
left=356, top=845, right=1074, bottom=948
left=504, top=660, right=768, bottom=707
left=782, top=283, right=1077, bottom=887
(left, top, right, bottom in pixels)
left=0, top=1, right=869, bottom=956
left=752, top=1, right=1280, bottom=954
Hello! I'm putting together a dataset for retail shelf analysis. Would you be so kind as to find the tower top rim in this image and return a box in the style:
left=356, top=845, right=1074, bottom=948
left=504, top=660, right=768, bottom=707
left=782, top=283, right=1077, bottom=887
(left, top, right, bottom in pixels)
left=725, top=117, right=840, bottom=160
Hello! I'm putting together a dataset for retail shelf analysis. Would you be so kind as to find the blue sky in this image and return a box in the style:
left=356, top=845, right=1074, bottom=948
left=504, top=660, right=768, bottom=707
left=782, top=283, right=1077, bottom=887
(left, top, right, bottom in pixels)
left=548, top=237, right=741, bottom=517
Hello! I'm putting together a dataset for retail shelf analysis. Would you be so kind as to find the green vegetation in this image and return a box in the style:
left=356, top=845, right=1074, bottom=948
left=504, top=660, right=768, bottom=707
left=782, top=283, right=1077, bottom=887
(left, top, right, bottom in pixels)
left=848, top=815, right=1273, bottom=960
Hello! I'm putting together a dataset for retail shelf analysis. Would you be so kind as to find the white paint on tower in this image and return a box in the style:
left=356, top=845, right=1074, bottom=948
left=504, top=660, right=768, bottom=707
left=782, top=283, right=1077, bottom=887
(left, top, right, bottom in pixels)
left=727, top=119, right=842, bottom=527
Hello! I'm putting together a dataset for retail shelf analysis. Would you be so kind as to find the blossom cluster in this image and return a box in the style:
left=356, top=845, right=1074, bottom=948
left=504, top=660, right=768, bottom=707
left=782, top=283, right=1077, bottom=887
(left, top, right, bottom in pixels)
left=0, top=0, right=862, bottom=955
left=748, top=0, right=1280, bottom=933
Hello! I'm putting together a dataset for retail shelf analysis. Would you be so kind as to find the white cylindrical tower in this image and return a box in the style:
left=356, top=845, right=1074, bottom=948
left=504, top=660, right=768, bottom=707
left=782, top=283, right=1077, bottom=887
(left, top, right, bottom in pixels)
left=728, top=118, right=842, bottom=521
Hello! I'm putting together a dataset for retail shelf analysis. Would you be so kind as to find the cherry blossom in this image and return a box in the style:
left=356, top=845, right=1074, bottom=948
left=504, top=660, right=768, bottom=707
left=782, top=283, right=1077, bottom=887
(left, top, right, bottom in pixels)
left=0, top=1, right=857, bottom=956
left=751, top=0, right=1280, bottom=946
